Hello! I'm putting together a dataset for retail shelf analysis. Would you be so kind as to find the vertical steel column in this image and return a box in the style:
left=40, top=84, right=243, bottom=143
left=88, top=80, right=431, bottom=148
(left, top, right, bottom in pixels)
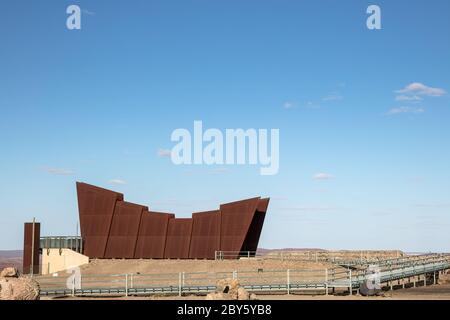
left=30, top=218, right=35, bottom=277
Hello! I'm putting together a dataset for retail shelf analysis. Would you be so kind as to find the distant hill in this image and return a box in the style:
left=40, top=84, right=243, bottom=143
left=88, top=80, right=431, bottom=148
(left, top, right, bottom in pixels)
left=0, top=250, right=22, bottom=258
left=257, top=248, right=324, bottom=254
left=0, top=250, right=22, bottom=272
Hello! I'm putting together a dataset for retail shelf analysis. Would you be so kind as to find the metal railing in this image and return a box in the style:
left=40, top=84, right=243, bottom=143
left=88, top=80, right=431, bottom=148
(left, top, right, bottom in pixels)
left=214, top=250, right=407, bottom=263
left=40, top=236, right=83, bottom=253
left=214, top=251, right=260, bottom=260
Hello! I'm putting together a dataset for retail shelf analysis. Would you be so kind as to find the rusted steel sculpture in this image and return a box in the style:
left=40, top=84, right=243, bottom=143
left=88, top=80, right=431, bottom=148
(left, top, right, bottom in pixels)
left=76, top=182, right=269, bottom=259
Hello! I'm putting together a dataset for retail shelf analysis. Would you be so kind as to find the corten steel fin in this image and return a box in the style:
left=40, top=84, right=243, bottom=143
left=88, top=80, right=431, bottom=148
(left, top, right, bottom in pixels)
left=189, top=210, right=221, bottom=259
left=134, top=211, right=174, bottom=258
left=219, top=197, right=261, bottom=259
left=76, top=182, right=123, bottom=258
left=164, top=218, right=193, bottom=259
left=104, top=201, right=147, bottom=258
left=257, top=198, right=270, bottom=213
left=241, top=198, right=269, bottom=255
left=23, top=222, right=40, bottom=274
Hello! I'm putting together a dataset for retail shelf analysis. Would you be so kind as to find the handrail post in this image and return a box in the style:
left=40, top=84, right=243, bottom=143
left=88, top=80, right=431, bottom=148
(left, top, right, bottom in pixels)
left=287, top=269, right=290, bottom=295
left=178, top=272, right=182, bottom=296
left=325, top=268, right=328, bottom=296
left=72, top=276, right=75, bottom=297
left=349, top=269, right=352, bottom=296
left=125, top=274, right=128, bottom=297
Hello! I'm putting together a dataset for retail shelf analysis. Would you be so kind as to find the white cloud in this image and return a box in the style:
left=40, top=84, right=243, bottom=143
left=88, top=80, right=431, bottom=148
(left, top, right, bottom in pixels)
left=108, top=179, right=127, bottom=185
left=44, top=167, right=74, bottom=175
left=283, top=101, right=297, bottom=109
left=396, top=82, right=446, bottom=97
left=157, top=148, right=171, bottom=158
left=313, top=173, right=334, bottom=180
left=305, top=101, right=320, bottom=109
left=386, top=106, right=425, bottom=115
left=395, top=94, right=422, bottom=102
left=322, top=93, right=343, bottom=102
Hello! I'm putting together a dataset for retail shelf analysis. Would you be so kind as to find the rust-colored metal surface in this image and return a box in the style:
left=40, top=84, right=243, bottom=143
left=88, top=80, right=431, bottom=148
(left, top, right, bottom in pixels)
left=220, top=198, right=260, bottom=258
left=164, top=218, right=193, bottom=259
left=257, top=198, right=270, bottom=213
left=134, top=211, right=173, bottom=258
left=75, top=182, right=269, bottom=259
left=189, top=210, right=221, bottom=259
left=241, top=198, right=269, bottom=254
left=76, top=182, right=123, bottom=258
left=104, top=201, right=147, bottom=258
left=23, top=222, right=40, bottom=274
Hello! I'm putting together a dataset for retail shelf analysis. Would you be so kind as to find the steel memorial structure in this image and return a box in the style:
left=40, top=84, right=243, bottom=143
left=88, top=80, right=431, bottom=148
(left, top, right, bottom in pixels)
left=76, top=182, right=269, bottom=260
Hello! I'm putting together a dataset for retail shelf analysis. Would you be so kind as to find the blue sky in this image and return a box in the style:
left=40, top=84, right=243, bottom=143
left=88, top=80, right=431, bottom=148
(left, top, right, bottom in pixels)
left=1, top=0, right=449, bottom=251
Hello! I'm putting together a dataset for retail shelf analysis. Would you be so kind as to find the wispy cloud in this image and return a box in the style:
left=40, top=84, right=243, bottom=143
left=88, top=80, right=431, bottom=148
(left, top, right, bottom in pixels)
left=395, top=94, right=422, bottom=102
left=279, top=206, right=337, bottom=212
left=322, top=92, right=343, bottom=102
left=396, top=82, right=446, bottom=97
left=305, top=101, right=320, bottom=109
left=413, top=203, right=450, bottom=209
left=386, top=106, right=425, bottom=115
left=313, top=173, right=334, bottom=180
left=157, top=148, right=171, bottom=158
left=108, top=179, right=127, bottom=185
left=43, top=167, right=74, bottom=176
left=209, top=168, right=230, bottom=174
left=283, top=101, right=297, bottom=109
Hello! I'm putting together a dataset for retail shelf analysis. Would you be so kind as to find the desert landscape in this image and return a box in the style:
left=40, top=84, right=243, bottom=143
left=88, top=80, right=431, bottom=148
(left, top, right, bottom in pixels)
left=0, top=251, right=22, bottom=272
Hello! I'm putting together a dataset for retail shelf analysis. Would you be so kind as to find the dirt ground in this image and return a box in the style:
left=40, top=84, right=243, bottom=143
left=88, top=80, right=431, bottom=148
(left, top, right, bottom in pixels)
left=79, top=258, right=334, bottom=275
left=77, top=250, right=404, bottom=275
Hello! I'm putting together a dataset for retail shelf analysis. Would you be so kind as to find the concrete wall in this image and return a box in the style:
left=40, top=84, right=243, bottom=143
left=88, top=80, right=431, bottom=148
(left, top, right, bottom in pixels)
left=41, top=248, right=89, bottom=275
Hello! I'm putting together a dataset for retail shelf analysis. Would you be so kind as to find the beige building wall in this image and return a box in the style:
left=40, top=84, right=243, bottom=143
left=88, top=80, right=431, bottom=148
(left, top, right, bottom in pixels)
left=41, top=248, right=89, bottom=275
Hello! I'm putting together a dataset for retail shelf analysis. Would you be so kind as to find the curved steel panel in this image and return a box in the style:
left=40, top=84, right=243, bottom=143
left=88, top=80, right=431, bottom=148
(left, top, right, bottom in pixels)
left=134, top=211, right=173, bottom=258
left=189, top=210, right=221, bottom=259
left=219, top=197, right=260, bottom=258
left=164, top=218, right=193, bottom=259
left=76, top=182, right=123, bottom=258
left=104, top=201, right=147, bottom=258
